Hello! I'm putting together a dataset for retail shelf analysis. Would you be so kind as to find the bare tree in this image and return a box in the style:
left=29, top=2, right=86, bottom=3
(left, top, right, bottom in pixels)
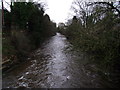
left=71, top=0, right=92, bottom=27
left=88, top=2, right=120, bottom=16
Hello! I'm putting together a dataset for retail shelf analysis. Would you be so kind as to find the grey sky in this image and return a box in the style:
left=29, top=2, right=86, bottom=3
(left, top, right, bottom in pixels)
left=44, top=0, right=74, bottom=24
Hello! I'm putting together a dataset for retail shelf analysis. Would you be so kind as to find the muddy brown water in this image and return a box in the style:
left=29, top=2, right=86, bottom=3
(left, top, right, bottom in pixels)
left=2, top=33, right=112, bottom=88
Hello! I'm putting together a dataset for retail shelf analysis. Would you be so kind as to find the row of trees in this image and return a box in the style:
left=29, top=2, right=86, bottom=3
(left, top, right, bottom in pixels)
left=60, top=0, right=120, bottom=87
left=3, top=2, right=56, bottom=68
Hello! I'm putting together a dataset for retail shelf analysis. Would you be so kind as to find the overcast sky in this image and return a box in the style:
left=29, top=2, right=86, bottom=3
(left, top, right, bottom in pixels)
left=44, top=0, right=74, bottom=24
left=2, top=0, right=74, bottom=24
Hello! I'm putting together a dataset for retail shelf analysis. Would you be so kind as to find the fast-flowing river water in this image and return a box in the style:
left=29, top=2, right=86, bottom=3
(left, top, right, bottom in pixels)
left=2, top=33, right=111, bottom=88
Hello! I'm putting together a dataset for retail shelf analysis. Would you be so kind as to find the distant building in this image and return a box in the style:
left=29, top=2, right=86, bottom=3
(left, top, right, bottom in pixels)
left=58, top=23, right=66, bottom=29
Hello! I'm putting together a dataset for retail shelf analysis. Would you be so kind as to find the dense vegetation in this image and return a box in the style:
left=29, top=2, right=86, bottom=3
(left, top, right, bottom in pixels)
left=59, top=1, right=120, bottom=87
left=2, top=2, right=56, bottom=69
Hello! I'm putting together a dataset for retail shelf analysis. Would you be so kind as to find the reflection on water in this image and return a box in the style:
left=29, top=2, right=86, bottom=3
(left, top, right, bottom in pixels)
left=3, top=33, right=106, bottom=88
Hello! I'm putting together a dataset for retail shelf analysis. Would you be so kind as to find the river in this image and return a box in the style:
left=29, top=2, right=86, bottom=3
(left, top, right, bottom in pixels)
left=2, top=33, right=111, bottom=88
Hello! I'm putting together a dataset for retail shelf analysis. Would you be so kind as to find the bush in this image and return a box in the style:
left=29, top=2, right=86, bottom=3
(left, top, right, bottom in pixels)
left=65, top=10, right=120, bottom=86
